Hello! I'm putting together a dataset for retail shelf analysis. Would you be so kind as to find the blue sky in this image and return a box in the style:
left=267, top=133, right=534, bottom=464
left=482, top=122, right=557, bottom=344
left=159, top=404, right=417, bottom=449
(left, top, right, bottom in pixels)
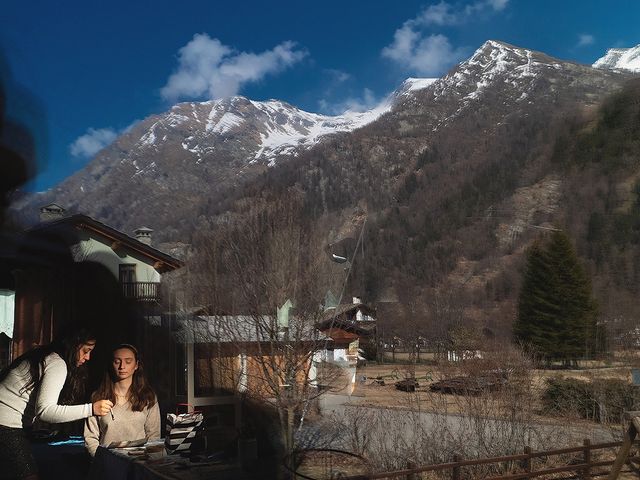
left=2, top=0, right=639, bottom=191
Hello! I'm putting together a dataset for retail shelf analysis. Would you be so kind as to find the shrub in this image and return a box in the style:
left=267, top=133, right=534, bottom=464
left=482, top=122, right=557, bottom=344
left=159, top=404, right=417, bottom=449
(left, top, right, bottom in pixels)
left=542, top=377, right=640, bottom=423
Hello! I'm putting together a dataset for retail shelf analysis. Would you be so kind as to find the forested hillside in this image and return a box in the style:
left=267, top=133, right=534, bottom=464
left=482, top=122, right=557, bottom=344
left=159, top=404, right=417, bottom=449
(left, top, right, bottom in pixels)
left=182, top=72, right=640, bottom=347
left=14, top=41, right=640, bottom=346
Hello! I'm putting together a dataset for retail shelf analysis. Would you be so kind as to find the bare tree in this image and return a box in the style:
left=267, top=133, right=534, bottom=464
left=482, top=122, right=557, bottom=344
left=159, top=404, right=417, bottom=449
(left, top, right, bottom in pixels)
left=181, top=190, right=349, bottom=467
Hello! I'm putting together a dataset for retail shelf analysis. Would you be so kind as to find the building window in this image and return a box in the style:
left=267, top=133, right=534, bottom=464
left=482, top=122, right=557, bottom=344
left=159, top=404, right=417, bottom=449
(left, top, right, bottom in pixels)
left=119, top=264, right=136, bottom=284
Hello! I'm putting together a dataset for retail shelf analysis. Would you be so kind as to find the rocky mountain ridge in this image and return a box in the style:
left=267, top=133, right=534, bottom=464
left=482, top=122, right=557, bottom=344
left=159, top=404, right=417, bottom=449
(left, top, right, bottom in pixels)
left=12, top=40, right=635, bottom=243
left=12, top=78, right=436, bottom=234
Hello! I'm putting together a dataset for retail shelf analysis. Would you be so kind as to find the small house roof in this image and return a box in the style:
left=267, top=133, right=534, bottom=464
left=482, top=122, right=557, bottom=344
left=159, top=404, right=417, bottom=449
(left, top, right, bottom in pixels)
left=28, top=214, right=183, bottom=272
left=320, top=327, right=360, bottom=344
left=320, top=302, right=376, bottom=322
left=316, top=302, right=376, bottom=336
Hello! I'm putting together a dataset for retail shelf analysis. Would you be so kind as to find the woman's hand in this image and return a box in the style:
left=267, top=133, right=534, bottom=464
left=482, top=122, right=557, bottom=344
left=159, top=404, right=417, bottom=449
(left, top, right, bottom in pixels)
left=92, top=399, right=114, bottom=416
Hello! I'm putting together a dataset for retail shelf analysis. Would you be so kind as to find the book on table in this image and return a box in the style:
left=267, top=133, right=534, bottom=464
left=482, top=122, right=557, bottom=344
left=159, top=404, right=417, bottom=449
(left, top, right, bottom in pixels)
left=107, top=438, right=147, bottom=448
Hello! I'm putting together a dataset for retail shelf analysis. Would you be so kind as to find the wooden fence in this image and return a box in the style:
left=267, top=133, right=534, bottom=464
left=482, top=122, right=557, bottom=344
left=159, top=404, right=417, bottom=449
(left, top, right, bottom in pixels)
left=341, top=438, right=640, bottom=480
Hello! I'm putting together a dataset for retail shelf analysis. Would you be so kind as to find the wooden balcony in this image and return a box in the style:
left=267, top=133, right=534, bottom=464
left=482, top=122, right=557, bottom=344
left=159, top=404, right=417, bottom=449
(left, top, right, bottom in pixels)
left=120, top=282, right=160, bottom=302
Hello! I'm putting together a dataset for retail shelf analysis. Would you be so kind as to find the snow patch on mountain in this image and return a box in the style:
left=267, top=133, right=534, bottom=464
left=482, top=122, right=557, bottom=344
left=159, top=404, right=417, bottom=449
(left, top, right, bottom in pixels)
left=124, top=75, right=441, bottom=173
left=166, top=113, right=190, bottom=127
left=210, top=112, right=244, bottom=134
left=403, top=78, right=438, bottom=92
left=593, top=45, right=640, bottom=73
left=251, top=97, right=399, bottom=162
left=140, top=129, right=156, bottom=147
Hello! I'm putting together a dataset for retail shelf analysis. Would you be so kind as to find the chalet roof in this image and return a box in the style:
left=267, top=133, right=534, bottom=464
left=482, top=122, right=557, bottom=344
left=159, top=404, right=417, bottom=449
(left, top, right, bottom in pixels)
left=174, top=315, right=331, bottom=344
left=316, top=302, right=376, bottom=336
left=320, top=327, right=360, bottom=344
left=27, top=214, right=183, bottom=273
left=320, top=302, right=376, bottom=322
left=316, top=318, right=376, bottom=336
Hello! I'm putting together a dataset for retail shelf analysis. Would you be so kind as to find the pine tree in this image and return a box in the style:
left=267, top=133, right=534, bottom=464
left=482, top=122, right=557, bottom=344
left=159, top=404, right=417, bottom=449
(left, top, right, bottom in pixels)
left=515, top=230, right=599, bottom=363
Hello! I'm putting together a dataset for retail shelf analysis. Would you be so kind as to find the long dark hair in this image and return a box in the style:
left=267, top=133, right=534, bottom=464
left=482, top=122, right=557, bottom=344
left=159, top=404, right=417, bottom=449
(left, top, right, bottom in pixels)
left=0, top=328, right=95, bottom=404
left=91, top=344, right=156, bottom=412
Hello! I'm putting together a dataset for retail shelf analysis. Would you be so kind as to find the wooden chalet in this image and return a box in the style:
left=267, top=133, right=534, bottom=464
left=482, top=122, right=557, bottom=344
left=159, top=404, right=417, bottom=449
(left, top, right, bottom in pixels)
left=316, top=299, right=376, bottom=364
left=0, top=205, right=183, bottom=392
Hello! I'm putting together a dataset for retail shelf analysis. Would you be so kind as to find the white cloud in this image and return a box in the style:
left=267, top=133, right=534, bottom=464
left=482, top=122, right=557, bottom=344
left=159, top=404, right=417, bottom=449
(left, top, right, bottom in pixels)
left=415, top=0, right=510, bottom=26
left=324, top=69, right=351, bottom=83
left=319, top=88, right=382, bottom=115
left=161, top=34, right=307, bottom=101
left=577, top=34, right=595, bottom=47
left=69, top=127, right=117, bottom=158
left=482, top=0, right=509, bottom=11
left=421, top=2, right=460, bottom=26
left=382, top=0, right=508, bottom=75
left=382, top=31, right=467, bottom=76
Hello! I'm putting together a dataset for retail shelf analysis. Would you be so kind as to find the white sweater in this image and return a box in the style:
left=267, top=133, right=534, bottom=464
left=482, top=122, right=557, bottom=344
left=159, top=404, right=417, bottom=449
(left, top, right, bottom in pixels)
left=0, top=352, right=92, bottom=428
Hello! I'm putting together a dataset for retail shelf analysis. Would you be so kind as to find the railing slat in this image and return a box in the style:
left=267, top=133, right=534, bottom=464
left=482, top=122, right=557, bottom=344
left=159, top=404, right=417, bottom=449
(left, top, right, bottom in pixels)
left=120, top=282, right=160, bottom=301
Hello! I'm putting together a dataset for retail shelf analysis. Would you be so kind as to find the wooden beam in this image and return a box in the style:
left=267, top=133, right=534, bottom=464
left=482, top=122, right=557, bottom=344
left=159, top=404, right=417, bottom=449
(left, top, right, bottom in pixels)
left=608, top=415, right=639, bottom=479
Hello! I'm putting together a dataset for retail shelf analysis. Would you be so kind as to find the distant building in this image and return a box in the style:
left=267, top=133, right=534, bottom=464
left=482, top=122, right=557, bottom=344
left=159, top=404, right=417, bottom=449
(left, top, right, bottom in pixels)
left=316, top=299, right=376, bottom=363
left=171, top=314, right=328, bottom=429
left=316, top=299, right=376, bottom=394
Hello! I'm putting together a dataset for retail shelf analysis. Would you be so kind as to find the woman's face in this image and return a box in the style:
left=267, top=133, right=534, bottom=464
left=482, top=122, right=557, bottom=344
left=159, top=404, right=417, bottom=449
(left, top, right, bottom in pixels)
left=112, top=347, right=139, bottom=381
left=76, top=341, right=96, bottom=367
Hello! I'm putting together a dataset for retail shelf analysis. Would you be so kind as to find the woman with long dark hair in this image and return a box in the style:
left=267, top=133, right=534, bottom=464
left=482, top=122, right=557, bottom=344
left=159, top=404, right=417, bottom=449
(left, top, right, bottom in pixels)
left=0, top=328, right=113, bottom=479
left=84, top=344, right=160, bottom=456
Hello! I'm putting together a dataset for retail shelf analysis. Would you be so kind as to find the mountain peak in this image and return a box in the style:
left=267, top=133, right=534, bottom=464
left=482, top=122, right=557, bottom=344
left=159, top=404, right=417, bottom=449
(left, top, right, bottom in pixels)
left=433, top=40, right=561, bottom=103
left=593, top=44, right=640, bottom=73
left=465, top=40, right=542, bottom=69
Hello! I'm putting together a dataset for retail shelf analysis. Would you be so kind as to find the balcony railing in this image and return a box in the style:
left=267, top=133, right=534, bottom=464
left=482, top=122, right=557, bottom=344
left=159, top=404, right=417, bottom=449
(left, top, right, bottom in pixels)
left=121, top=282, right=160, bottom=302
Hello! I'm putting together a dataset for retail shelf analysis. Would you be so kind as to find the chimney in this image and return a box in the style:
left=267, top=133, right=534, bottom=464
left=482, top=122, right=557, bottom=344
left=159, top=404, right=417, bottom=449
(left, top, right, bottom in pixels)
left=39, top=203, right=65, bottom=222
left=134, top=227, right=153, bottom=246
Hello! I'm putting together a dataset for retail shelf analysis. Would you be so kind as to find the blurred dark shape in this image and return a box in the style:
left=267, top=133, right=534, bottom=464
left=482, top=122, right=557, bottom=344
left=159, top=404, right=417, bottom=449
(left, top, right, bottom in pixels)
left=0, top=44, right=138, bottom=408
left=0, top=51, right=45, bottom=228
left=0, top=47, right=286, bottom=479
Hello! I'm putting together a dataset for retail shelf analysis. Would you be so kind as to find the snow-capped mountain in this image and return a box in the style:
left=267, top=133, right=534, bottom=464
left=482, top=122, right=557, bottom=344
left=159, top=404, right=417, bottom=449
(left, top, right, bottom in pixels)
left=12, top=76, right=437, bottom=229
left=11, top=40, right=629, bottom=239
left=132, top=77, right=437, bottom=169
left=593, top=44, right=640, bottom=73
left=387, top=40, right=627, bottom=141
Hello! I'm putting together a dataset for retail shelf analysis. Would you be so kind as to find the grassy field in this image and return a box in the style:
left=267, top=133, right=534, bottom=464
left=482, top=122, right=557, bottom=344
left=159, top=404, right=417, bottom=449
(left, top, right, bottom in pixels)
left=347, top=360, right=634, bottom=422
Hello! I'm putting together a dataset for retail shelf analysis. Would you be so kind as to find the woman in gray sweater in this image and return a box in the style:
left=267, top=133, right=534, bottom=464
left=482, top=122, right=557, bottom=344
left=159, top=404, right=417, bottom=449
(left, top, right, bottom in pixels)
left=0, top=329, right=113, bottom=479
left=84, top=344, right=160, bottom=456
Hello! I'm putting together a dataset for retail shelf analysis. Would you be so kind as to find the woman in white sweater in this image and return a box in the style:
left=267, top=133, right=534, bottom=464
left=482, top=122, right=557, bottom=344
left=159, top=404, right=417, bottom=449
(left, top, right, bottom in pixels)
left=84, top=344, right=160, bottom=456
left=0, top=329, right=113, bottom=480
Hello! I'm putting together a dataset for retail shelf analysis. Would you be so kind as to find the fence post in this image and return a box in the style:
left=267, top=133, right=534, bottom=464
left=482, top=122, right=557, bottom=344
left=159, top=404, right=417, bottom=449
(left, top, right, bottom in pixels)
left=452, top=454, right=461, bottom=480
left=582, top=438, right=591, bottom=480
left=406, top=460, right=417, bottom=480
left=523, top=446, right=532, bottom=473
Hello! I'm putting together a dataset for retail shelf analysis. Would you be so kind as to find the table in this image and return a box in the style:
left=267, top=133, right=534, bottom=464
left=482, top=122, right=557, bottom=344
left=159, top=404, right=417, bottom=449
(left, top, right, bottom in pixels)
left=88, top=441, right=257, bottom=480
left=31, top=435, right=90, bottom=480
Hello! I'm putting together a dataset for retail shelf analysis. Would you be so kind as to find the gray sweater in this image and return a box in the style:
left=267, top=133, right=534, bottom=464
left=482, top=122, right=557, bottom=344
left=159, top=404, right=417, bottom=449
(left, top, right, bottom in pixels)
left=0, top=352, right=92, bottom=428
left=84, top=398, right=161, bottom=456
